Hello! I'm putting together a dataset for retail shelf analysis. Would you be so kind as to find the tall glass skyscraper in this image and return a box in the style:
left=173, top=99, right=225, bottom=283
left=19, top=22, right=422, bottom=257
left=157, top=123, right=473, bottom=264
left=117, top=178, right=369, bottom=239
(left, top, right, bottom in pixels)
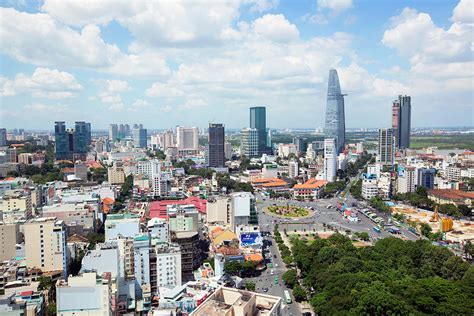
left=324, top=69, right=346, bottom=154
left=250, top=106, right=268, bottom=155
left=397, top=95, right=411, bottom=149
left=208, top=123, right=225, bottom=168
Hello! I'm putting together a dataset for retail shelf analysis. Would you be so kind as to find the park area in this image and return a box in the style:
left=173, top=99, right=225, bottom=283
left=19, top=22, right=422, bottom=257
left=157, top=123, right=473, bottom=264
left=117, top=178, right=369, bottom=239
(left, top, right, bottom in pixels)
left=265, top=204, right=312, bottom=218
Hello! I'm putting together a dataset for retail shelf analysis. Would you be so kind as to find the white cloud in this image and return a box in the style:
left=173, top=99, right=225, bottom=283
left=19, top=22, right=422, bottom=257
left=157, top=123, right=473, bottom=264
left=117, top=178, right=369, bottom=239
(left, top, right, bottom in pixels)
left=24, top=103, right=69, bottom=112
left=0, top=68, right=82, bottom=99
left=96, top=79, right=130, bottom=104
left=452, top=0, right=474, bottom=24
left=252, top=14, right=299, bottom=42
left=146, top=82, right=185, bottom=98
left=317, top=0, right=352, bottom=13
left=246, top=0, right=279, bottom=13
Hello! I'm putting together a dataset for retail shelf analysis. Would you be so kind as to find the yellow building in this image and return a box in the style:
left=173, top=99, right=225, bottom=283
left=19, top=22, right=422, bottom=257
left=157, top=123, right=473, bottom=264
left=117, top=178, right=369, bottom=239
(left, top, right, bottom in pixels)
left=0, top=190, right=32, bottom=223
left=24, top=218, right=68, bottom=277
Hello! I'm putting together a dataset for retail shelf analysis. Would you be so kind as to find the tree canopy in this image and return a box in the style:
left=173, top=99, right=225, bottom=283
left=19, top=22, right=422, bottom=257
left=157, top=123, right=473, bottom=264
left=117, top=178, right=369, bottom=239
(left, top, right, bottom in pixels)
left=290, top=234, right=473, bottom=315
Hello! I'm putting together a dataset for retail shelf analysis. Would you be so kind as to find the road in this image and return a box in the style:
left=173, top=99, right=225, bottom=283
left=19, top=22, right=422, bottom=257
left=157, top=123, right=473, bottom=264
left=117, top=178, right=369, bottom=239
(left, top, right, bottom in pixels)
left=246, top=191, right=421, bottom=315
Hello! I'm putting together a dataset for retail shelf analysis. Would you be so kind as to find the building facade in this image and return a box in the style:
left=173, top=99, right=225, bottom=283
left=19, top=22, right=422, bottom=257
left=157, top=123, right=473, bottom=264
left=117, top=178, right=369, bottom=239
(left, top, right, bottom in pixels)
left=133, top=124, right=147, bottom=148
left=240, top=128, right=259, bottom=158
left=397, top=95, right=411, bottom=149
left=378, top=128, right=395, bottom=165
left=323, top=138, right=337, bottom=182
left=250, top=106, right=269, bottom=155
left=208, top=123, right=225, bottom=168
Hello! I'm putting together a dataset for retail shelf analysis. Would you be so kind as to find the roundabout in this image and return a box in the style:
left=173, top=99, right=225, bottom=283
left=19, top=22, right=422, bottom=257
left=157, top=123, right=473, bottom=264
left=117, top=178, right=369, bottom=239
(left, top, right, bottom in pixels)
left=264, top=204, right=313, bottom=218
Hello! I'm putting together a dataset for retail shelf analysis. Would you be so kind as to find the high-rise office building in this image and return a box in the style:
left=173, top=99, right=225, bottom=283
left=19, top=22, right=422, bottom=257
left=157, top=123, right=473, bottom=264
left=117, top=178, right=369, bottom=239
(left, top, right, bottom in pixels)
left=240, top=128, right=259, bottom=158
left=109, top=124, right=118, bottom=140
left=250, top=106, right=270, bottom=155
left=391, top=100, right=400, bottom=147
left=378, top=128, right=395, bottom=166
left=54, top=121, right=91, bottom=160
left=397, top=95, right=411, bottom=149
left=324, top=69, right=346, bottom=154
left=176, top=126, right=199, bottom=153
left=133, top=124, right=147, bottom=148
left=208, top=123, right=225, bottom=168
left=0, top=128, right=6, bottom=146
left=324, top=138, right=337, bottom=182
left=417, top=168, right=435, bottom=189
left=293, top=137, right=308, bottom=153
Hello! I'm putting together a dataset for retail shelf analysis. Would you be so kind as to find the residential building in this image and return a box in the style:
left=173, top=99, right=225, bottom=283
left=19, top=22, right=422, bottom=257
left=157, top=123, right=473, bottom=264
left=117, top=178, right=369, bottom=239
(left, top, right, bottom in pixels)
left=231, top=192, right=255, bottom=226
left=206, top=196, right=233, bottom=227
left=108, top=163, right=125, bottom=185
left=176, top=126, right=199, bottom=154
left=277, top=143, right=297, bottom=158
left=0, top=223, right=19, bottom=261
left=397, top=95, right=411, bottom=149
left=191, top=286, right=282, bottom=316
left=0, top=189, right=32, bottom=223
left=378, top=128, right=395, bottom=165
left=324, top=68, right=345, bottom=154
left=162, top=130, right=175, bottom=150
left=74, top=161, right=88, bottom=181
left=24, top=218, right=68, bottom=277
left=446, top=166, right=461, bottom=182
left=293, top=179, right=327, bottom=200
left=18, top=153, right=34, bottom=165
left=56, top=272, right=113, bottom=316
left=155, top=242, right=182, bottom=289
left=133, top=124, right=147, bottom=148
left=208, top=123, right=225, bottom=168
left=224, top=142, right=233, bottom=160
left=324, top=138, right=337, bottom=182
left=362, top=174, right=378, bottom=200
left=288, top=160, right=299, bottom=178
left=171, top=231, right=200, bottom=282
left=147, top=218, right=169, bottom=243
left=240, top=128, right=259, bottom=158
left=397, top=165, right=416, bottom=194
left=105, top=213, right=141, bottom=240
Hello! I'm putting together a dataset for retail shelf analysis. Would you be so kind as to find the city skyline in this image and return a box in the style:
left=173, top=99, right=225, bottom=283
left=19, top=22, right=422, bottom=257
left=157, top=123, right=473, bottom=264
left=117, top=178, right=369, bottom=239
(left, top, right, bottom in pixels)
left=1, top=0, right=472, bottom=129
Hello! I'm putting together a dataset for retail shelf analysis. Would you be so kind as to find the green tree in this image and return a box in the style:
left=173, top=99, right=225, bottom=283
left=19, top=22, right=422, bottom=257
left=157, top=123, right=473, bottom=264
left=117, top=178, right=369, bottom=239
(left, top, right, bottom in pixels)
left=224, top=261, right=242, bottom=276
left=419, top=223, right=432, bottom=238
left=282, top=269, right=298, bottom=288
left=46, top=303, right=57, bottom=316
left=292, top=284, right=306, bottom=302
left=354, top=231, right=370, bottom=241
left=245, top=281, right=256, bottom=291
left=37, top=276, right=53, bottom=290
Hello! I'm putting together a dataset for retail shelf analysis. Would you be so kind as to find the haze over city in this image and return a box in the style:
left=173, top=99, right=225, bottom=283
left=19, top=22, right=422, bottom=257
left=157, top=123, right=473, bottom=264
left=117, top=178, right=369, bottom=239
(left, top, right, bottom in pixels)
left=1, top=0, right=473, bottom=129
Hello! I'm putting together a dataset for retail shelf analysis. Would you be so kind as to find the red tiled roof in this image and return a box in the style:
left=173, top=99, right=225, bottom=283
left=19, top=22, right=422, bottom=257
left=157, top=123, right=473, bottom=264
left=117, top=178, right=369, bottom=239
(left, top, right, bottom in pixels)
left=428, top=189, right=474, bottom=200
left=293, top=179, right=327, bottom=190
left=149, top=196, right=207, bottom=219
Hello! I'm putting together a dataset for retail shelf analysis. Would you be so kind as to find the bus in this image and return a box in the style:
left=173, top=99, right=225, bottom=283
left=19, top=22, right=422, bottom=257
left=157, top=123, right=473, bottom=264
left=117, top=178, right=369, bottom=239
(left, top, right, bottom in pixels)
left=373, top=226, right=381, bottom=233
left=284, top=290, right=292, bottom=304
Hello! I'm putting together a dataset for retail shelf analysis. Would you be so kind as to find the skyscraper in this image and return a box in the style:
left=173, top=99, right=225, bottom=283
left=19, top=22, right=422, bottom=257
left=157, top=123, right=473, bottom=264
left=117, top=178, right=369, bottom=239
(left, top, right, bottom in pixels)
left=133, top=124, right=147, bottom=148
left=109, top=124, right=118, bottom=141
left=378, top=128, right=395, bottom=166
left=391, top=100, right=400, bottom=147
left=241, top=128, right=259, bottom=158
left=0, top=128, right=7, bottom=147
left=54, top=121, right=90, bottom=160
left=324, top=138, right=337, bottom=182
left=324, top=69, right=346, bottom=154
left=397, top=95, right=411, bottom=149
left=208, top=123, right=225, bottom=168
left=250, top=106, right=268, bottom=155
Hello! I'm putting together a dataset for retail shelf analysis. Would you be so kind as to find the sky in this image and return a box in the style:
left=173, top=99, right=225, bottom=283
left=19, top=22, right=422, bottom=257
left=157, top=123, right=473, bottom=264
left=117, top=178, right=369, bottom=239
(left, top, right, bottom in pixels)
left=0, top=0, right=473, bottom=130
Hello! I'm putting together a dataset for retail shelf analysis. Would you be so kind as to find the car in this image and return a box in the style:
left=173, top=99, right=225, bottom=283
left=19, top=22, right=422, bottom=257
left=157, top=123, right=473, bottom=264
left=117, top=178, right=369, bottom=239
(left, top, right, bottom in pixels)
left=275, top=264, right=279, bottom=268
left=273, top=254, right=277, bottom=258
left=262, top=287, right=268, bottom=293
left=270, top=269, right=274, bottom=275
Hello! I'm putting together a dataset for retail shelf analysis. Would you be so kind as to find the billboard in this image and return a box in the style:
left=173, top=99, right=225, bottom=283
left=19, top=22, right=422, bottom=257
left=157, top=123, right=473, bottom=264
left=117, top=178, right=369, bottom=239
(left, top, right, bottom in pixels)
left=240, top=232, right=262, bottom=247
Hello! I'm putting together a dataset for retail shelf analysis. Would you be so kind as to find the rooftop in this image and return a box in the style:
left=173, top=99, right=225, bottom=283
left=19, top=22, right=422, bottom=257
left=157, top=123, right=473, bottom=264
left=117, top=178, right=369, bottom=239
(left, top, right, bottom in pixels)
left=293, top=179, right=328, bottom=189
left=428, top=189, right=474, bottom=200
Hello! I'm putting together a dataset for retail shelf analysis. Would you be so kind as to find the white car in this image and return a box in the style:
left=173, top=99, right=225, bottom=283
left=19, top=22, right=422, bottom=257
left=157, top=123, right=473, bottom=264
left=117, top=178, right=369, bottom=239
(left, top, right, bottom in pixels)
left=270, top=269, right=274, bottom=275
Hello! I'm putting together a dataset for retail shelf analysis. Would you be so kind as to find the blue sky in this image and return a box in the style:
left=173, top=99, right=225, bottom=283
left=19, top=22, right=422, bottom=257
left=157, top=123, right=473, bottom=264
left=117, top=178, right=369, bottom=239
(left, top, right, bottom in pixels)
left=0, top=0, right=472, bottom=130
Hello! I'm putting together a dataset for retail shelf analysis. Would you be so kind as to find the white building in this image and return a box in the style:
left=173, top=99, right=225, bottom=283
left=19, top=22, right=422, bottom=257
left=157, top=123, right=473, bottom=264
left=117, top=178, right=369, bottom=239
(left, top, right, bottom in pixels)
left=108, top=163, right=125, bottom=185
left=155, top=242, right=182, bottom=289
left=324, top=138, right=337, bottom=182
left=446, top=166, right=461, bottom=182
left=277, top=143, right=298, bottom=158
left=306, top=143, right=317, bottom=161
left=362, top=176, right=378, bottom=200
left=176, top=127, right=199, bottom=154
left=105, top=213, right=141, bottom=240
left=147, top=218, right=169, bottom=243
left=240, top=128, right=259, bottom=158
left=56, top=272, right=113, bottom=316
left=378, top=172, right=392, bottom=199
left=224, top=142, right=233, bottom=160
left=288, top=160, right=299, bottom=178
left=397, top=166, right=416, bottom=194
left=231, top=192, right=254, bottom=226
left=377, top=128, right=395, bottom=165
left=206, top=196, right=233, bottom=228
left=337, top=153, right=348, bottom=171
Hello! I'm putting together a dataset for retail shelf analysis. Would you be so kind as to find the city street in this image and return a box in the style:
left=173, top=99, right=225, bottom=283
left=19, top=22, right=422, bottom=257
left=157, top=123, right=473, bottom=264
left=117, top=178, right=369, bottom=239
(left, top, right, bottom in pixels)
left=245, top=191, right=421, bottom=315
